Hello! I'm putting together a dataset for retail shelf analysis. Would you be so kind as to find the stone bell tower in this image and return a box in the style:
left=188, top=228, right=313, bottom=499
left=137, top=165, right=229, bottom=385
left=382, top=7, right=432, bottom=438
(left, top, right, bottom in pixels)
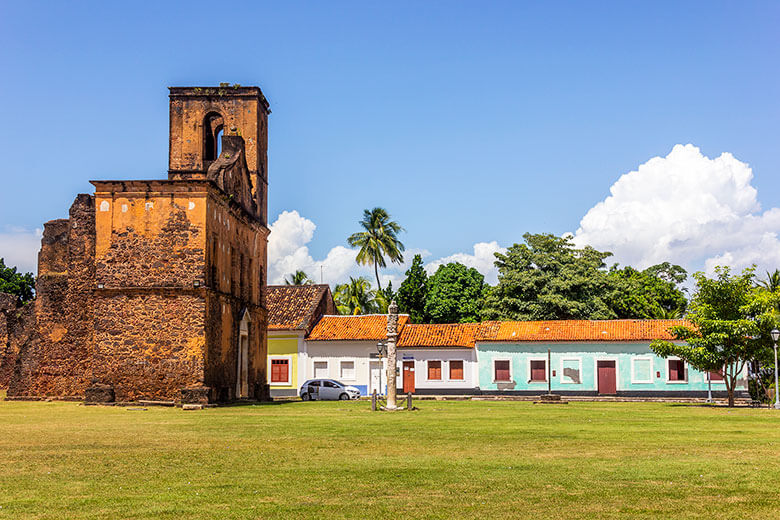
left=168, top=85, right=270, bottom=225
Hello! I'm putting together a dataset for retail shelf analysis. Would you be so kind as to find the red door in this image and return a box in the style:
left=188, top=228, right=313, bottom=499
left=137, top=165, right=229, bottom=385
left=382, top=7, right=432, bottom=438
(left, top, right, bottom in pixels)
left=403, top=361, right=415, bottom=394
left=597, top=360, right=617, bottom=395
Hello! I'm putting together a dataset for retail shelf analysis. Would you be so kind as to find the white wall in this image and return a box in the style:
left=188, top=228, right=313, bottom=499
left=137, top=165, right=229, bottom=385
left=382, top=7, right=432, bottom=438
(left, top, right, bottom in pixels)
left=397, top=348, right=477, bottom=390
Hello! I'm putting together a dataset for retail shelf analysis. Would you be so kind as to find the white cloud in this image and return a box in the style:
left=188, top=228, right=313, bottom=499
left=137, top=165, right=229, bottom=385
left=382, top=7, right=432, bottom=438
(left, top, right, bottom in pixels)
left=424, top=241, right=506, bottom=284
left=573, top=143, right=780, bottom=275
left=0, top=227, right=41, bottom=275
left=267, top=210, right=357, bottom=285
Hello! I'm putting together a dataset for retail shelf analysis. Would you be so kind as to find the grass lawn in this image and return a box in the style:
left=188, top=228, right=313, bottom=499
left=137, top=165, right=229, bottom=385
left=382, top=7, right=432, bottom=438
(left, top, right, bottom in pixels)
left=1, top=395, right=779, bottom=519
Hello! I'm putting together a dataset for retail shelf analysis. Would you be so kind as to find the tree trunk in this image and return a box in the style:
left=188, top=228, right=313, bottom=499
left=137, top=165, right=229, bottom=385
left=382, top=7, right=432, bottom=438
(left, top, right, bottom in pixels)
left=374, top=262, right=381, bottom=293
left=725, top=363, right=736, bottom=407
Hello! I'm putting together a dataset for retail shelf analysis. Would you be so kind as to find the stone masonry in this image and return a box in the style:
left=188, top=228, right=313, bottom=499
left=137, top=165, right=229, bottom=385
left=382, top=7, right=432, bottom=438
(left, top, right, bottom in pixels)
left=6, top=86, right=271, bottom=403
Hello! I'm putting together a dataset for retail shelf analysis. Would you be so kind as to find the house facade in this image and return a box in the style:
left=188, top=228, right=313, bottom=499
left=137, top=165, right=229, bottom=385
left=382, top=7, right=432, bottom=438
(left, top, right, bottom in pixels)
left=475, top=320, right=747, bottom=397
left=266, top=284, right=335, bottom=397
left=396, top=324, right=479, bottom=395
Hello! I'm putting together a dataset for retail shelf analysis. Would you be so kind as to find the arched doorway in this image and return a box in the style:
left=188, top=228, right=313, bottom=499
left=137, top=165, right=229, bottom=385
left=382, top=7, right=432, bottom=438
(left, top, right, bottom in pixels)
left=237, top=309, right=250, bottom=398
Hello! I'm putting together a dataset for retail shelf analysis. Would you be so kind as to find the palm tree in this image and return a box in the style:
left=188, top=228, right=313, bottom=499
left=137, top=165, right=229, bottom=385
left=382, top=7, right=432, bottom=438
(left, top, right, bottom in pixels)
left=347, top=207, right=405, bottom=291
left=758, top=269, right=780, bottom=292
left=334, top=276, right=379, bottom=315
left=284, top=270, right=313, bottom=285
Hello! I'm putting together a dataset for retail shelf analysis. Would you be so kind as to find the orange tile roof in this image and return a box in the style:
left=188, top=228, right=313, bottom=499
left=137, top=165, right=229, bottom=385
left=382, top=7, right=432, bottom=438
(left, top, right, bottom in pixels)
left=398, top=323, right=479, bottom=348
left=307, top=314, right=410, bottom=341
left=475, top=320, right=690, bottom=342
left=266, top=284, right=334, bottom=331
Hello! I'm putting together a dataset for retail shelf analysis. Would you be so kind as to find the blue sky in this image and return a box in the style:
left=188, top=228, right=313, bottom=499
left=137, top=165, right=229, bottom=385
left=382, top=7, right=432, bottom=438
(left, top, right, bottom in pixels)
left=1, top=1, right=779, bottom=285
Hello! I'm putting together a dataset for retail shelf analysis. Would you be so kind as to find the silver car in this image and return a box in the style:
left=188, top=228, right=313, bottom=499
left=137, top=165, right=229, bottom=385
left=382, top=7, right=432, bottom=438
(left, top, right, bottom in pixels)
left=300, top=379, right=361, bottom=401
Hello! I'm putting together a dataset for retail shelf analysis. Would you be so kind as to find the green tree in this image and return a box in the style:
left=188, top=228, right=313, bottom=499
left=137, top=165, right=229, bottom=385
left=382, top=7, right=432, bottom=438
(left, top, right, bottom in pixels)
left=606, top=263, right=688, bottom=319
left=425, top=262, right=485, bottom=323
left=0, top=258, right=35, bottom=304
left=347, top=207, right=405, bottom=291
left=396, top=254, right=428, bottom=323
left=284, top=270, right=313, bottom=285
left=334, top=276, right=380, bottom=315
left=650, top=267, right=779, bottom=407
left=481, top=233, right=614, bottom=321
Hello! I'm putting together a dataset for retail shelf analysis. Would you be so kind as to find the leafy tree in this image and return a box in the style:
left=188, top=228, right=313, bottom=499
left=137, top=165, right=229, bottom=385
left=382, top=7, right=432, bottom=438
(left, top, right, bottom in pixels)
left=606, top=263, right=688, bottom=319
left=334, top=276, right=380, bottom=315
left=650, top=267, right=779, bottom=407
left=347, top=207, right=405, bottom=290
left=284, top=270, right=313, bottom=285
left=425, top=262, right=485, bottom=323
left=481, top=233, right=614, bottom=321
left=0, top=258, right=35, bottom=304
left=396, top=254, right=428, bottom=323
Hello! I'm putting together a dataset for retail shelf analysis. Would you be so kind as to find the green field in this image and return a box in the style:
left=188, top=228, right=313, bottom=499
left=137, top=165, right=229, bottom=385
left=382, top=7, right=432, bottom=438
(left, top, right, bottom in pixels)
left=1, top=396, right=779, bottom=519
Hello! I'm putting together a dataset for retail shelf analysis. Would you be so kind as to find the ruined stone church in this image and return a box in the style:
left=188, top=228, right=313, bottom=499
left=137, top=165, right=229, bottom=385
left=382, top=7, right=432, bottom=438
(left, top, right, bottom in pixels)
left=5, top=86, right=271, bottom=403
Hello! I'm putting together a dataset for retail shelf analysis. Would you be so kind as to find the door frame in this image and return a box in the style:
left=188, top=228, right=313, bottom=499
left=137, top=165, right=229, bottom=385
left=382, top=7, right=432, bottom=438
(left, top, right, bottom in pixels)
left=403, top=360, right=415, bottom=394
left=595, top=357, right=618, bottom=395
left=369, top=361, right=383, bottom=395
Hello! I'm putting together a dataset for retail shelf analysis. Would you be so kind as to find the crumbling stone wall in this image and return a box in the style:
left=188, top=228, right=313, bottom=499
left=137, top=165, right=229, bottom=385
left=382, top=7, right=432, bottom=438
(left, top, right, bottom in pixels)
left=92, top=292, right=205, bottom=401
left=0, top=293, right=36, bottom=388
left=7, top=195, right=95, bottom=398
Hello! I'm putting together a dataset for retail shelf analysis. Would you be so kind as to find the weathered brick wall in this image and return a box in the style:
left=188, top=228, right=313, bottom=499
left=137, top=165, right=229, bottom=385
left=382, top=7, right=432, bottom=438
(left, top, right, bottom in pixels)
left=95, top=199, right=205, bottom=288
left=92, top=291, right=205, bottom=401
left=204, top=191, right=268, bottom=401
left=0, top=295, right=36, bottom=389
left=8, top=195, right=95, bottom=398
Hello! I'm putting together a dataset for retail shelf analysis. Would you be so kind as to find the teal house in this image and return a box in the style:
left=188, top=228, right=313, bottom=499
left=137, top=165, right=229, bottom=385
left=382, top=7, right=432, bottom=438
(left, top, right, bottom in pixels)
left=475, top=320, right=748, bottom=397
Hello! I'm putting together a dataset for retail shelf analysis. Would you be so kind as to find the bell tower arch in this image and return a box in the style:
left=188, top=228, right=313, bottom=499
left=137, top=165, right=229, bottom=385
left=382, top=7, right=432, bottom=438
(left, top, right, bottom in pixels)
left=168, top=85, right=270, bottom=224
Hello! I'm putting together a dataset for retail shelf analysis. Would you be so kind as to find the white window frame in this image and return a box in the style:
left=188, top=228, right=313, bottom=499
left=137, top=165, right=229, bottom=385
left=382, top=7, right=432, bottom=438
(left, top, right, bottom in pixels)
left=339, top=358, right=357, bottom=381
left=312, top=359, right=329, bottom=379
left=631, top=356, right=654, bottom=384
left=448, top=359, right=466, bottom=382
left=268, top=355, right=292, bottom=386
left=426, top=359, right=444, bottom=382
left=666, top=356, right=688, bottom=384
left=492, top=358, right=513, bottom=383
left=559, top=356, right=582, bottom=385
left=527, top=357, right=547, bottom=384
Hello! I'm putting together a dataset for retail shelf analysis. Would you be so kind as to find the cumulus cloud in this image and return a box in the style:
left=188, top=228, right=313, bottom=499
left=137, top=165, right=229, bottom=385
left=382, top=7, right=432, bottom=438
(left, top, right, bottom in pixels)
left=573, top=144, right=780, bottom=275
left=424, top=241, right=506, bottom=284
left=267, top=210, right=357, bottom=285
left=0, top=227, right=41, bottom=275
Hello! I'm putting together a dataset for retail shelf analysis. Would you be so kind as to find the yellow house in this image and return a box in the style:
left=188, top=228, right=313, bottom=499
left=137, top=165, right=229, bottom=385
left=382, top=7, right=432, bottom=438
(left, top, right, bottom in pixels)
left=266, top=284, right=335, bottom=397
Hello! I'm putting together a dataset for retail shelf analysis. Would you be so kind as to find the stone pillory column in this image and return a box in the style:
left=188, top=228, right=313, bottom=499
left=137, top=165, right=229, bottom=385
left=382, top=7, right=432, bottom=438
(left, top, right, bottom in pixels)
left=385, top=300, right=399, bottom=410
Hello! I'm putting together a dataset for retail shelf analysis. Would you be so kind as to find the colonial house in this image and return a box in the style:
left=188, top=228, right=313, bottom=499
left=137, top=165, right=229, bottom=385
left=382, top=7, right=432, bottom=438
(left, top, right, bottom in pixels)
left=266, top=285, right=335, bottom=397
left=474, top=320, right=746, bottom=397
left=396, top=323, right=479, bottom=395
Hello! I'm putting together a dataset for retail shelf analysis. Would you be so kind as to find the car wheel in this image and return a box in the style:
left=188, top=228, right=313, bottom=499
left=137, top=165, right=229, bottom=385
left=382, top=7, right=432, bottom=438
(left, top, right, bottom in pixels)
left=301, top=393, right=310, bottom=401
left=339, top=393, right=349, bottom=400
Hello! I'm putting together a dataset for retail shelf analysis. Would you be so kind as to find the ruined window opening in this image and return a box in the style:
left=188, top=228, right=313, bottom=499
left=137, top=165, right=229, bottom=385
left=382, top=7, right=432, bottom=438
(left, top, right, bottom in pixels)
left=204, top=112, right=224, bottom=162
left=210, top=234, right=218, bottom=287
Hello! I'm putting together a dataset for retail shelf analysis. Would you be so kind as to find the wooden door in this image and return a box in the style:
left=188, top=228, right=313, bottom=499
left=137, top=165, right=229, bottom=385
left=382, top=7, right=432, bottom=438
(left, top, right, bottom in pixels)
left=403, top=361, right=415, bottom=394
left=597, top=360, right=616, bottom=395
